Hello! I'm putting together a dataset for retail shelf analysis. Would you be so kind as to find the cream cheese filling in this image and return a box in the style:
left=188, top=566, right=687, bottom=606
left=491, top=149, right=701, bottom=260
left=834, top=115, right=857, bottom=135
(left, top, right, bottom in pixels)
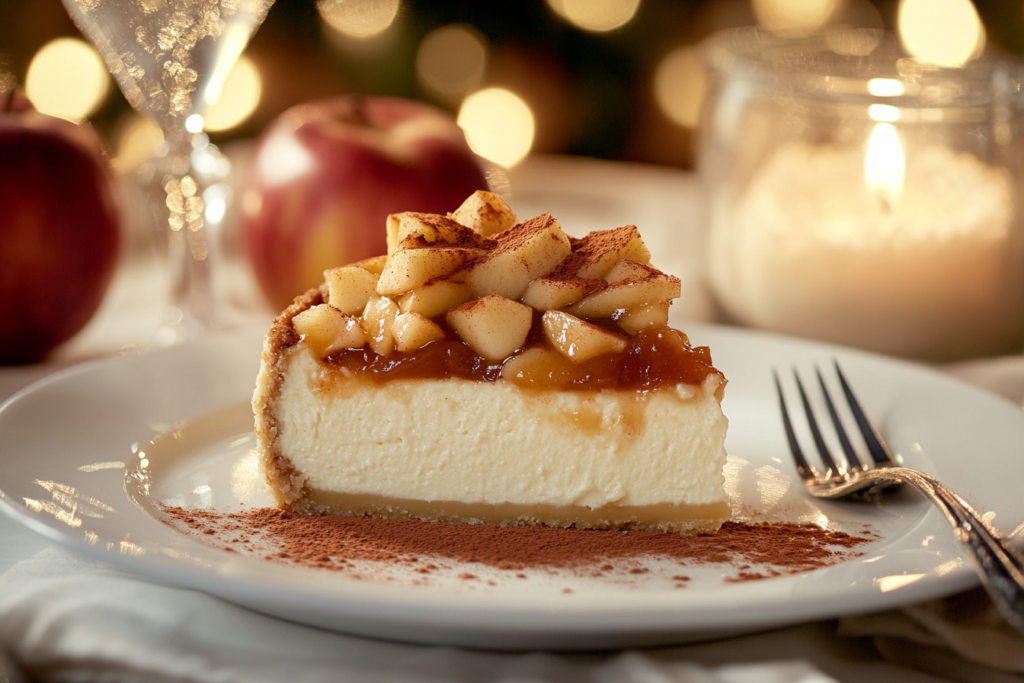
left=274, top=345, right=729, bottom=511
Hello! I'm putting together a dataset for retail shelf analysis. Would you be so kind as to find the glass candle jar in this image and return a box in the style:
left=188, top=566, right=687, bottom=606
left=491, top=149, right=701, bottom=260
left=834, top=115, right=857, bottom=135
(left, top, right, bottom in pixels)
left=699, top=27, right=1024, bottom=361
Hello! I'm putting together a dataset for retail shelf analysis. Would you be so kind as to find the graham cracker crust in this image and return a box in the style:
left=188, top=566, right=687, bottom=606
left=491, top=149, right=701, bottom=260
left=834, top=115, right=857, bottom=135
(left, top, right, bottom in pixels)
left=295, top=489, right=730, bottom=534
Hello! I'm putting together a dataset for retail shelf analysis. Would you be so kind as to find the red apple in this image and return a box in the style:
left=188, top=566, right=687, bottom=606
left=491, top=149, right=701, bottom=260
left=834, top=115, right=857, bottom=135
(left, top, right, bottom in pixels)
left=239, top=95, right=488, bottom=310
left=0, top=90, right=120, bottom=364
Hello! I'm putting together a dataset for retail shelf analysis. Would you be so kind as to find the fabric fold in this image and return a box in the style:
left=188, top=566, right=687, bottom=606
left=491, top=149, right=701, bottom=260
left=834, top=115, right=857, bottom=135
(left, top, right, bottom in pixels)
left=0, top=548, right=835, bottom=683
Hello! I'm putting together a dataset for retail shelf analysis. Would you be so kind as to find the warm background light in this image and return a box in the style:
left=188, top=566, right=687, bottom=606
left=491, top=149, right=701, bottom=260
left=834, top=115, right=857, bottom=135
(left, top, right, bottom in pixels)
left=546, top=0, right=641, bottom=33
left=868, top=103, right=900, bottom=122
left=898, top=0, right=985, bottom=67
left=653, top=46, right=707, bottom=129
left=203, top=56, right=263, bottom=132
left=317, top=0, right=400, bottom=39
left=864, top=122, right=905, bottom=206
left=25, top=38, right=109, bottom=122
left=457, top=88, right=535, bottom=168
left=753, top=0, right=838, bottom=37
left=114, top=115, right=164, bottom=173
left=6, top=0, right=1014, bottom=178
left=416, top=24, right=488, bottom=101
left=867, top=78, right=904, bottom=97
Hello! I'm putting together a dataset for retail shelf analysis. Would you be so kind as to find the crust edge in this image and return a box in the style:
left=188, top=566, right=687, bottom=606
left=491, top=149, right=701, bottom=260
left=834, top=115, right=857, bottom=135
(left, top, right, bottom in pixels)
left=252, top=285, right=324, bottom=508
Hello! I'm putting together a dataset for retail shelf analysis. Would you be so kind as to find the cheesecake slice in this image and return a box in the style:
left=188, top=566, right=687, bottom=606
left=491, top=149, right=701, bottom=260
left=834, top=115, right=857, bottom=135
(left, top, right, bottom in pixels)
left=253, top=192, right=730, bottom=533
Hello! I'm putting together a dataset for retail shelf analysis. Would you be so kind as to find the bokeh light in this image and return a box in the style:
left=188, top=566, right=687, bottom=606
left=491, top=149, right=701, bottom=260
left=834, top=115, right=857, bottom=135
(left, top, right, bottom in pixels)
left=318, top=0, right=400, bottom=39
left=653, top=46, right=707, bottom=129
left=457, top=88, right=535, bottom=168
left=185, top=114, right=205, bottom=133
left=546, top=0, right=641, bottom=33
left=867, top=78, right=904, bottom=97
left=753, top=0, right=838, bottom=37
left=898, top=0, right=984, bottom=67
left=203, top=56, right=262, bottom=132
left=868, top=103, right=900, bottom=122
left=25, top=38, right=109, bottom=121
left=416, top=24, right=488, bottom=100
left=114, top=114, right=164, bottom=173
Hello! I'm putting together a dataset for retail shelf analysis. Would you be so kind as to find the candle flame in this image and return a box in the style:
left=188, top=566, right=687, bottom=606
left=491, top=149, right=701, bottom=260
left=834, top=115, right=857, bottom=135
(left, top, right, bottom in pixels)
left=865, top=123, right=905, bottom=207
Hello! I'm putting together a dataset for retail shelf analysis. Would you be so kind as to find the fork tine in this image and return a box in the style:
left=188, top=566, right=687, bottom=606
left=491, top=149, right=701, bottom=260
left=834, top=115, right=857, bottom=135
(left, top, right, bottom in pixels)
left=834, top=360, right=899, bottom=466
left=816, top=366, right=866, bottom=473
left=793, top=369, right=841, bottom=476
left=774, top=370, right=816, bottom=482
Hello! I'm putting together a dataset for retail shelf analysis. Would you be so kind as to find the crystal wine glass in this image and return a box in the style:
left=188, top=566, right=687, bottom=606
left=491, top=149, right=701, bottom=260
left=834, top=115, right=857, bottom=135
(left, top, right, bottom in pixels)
left=63, top=0, right=275, bottom=343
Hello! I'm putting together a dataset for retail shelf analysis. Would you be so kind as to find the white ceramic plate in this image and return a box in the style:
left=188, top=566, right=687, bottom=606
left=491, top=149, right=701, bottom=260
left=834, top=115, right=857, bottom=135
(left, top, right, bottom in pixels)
left=1, top=322, right=1022, bottom=650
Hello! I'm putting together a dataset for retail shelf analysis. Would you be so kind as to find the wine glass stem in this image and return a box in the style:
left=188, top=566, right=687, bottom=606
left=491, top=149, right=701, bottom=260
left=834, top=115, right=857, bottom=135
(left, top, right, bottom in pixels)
left=161, top=128, right=216, bottom=341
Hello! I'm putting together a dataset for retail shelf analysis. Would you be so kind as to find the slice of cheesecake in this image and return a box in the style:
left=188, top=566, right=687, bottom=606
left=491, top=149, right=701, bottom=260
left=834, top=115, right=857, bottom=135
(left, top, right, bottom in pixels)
left=252, top=191, right=730, bottom=533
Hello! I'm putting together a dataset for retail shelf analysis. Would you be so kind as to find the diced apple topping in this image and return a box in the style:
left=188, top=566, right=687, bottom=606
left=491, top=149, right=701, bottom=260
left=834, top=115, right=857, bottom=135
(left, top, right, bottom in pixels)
left=466, top=213, right=571, bottom=300
left=521, top=275, right=605, bottom=311
left=351, top=254, right=388, bottom=275
left=392, top=312, right=445, bottom=352
left=500, top=346, right=564, bottom=383
left=617, top=300, right=670, bottom=335
left=567, top=271, right=681, bottom=319
left=447, top=295, right=532, bottom=361
left=361, top=295, right=399, bottom=356
left=293, top=304, right=367, bottom=358
left=396, top=278, right=474, bottom=318
left=541, top=310, right=627, bottom=363
left=450, top=190, right=518, bottom=237
left=386, top=212, right=484, bottom=255
left=325, top=266, right=379, bottom=315
left=376, top=247, right=479, bottom=297
left=604, top=259, right=658, bottom=283
left=568, top=225, right=651, bottom=280
left=290, top=192, right=686, bottom=363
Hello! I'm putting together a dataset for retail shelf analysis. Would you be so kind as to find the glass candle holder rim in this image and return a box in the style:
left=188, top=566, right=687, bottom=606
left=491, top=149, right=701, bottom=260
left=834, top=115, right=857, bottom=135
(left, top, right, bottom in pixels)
left=700, top=26, right=1024, bottom=111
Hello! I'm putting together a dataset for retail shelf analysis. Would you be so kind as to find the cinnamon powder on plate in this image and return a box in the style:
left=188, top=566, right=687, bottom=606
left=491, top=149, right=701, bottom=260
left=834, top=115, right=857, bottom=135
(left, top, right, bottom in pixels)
left=161, top=506, right=872, bottom=583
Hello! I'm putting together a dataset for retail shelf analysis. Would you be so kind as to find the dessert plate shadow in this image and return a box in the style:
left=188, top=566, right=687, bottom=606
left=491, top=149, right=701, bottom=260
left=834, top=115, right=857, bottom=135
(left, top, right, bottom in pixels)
left=1, top=321, right=1022, bottom=650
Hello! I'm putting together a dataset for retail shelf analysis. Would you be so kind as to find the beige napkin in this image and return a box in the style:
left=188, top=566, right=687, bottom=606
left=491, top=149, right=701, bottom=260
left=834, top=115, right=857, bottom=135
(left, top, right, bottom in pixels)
left=836, top=355, right=1024, bottom=683
left=839, top=588, right=1024, bottom=683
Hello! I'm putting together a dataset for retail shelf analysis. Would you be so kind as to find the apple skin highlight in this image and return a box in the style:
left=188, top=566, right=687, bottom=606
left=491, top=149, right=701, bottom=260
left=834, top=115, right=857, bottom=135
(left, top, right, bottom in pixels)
left=240, top=95, right=489, bottom=310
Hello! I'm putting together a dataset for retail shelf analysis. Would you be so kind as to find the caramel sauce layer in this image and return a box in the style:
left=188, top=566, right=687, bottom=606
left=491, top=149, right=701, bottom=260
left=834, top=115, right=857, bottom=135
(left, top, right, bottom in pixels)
left=322, top=314, right=722, bottom=391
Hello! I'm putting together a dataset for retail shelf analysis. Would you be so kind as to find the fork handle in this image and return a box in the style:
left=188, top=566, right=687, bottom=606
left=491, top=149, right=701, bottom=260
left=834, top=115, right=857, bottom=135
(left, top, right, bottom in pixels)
left=882, top=467, right=1024, bottom=633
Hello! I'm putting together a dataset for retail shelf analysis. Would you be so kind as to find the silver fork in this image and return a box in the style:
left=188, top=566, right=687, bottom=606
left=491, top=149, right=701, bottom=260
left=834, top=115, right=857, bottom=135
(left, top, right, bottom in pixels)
left=775, top=361, right=1024, bottom=635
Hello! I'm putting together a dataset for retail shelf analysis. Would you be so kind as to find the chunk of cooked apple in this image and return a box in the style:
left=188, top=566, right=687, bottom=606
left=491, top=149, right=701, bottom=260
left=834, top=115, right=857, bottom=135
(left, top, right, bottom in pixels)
left=604, top=259, right=658, bottom=283
left=361, top=295, right=400, bottom=356
left=350, top=254, right=388, bottom=275
left=392, top=312, right=445, bottom=352
left=450, top=190, right=518, bottom=237
left=499, top=346, right=566, bottom=386
left=541, top=310, right=628, bottom=363
left=567, top=225, right=651, bottom=280
left=447, top=295, right=532, bottom=361
left=466, top=213, right=571, bottom=300
left=396, top=278, right=475, bottom=318
left=617, top=300, right=670, bottom=335
left=325, top=266, right=379, bottom=315
left=520, top=275, right=605, bottom=311
left=567, top=271, right=681, bottom=319
left=376, top=247, right=480, bottom=297
left=386, top=212, right=485, bottom=255
left=292, top=304, right=367, bottom=358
